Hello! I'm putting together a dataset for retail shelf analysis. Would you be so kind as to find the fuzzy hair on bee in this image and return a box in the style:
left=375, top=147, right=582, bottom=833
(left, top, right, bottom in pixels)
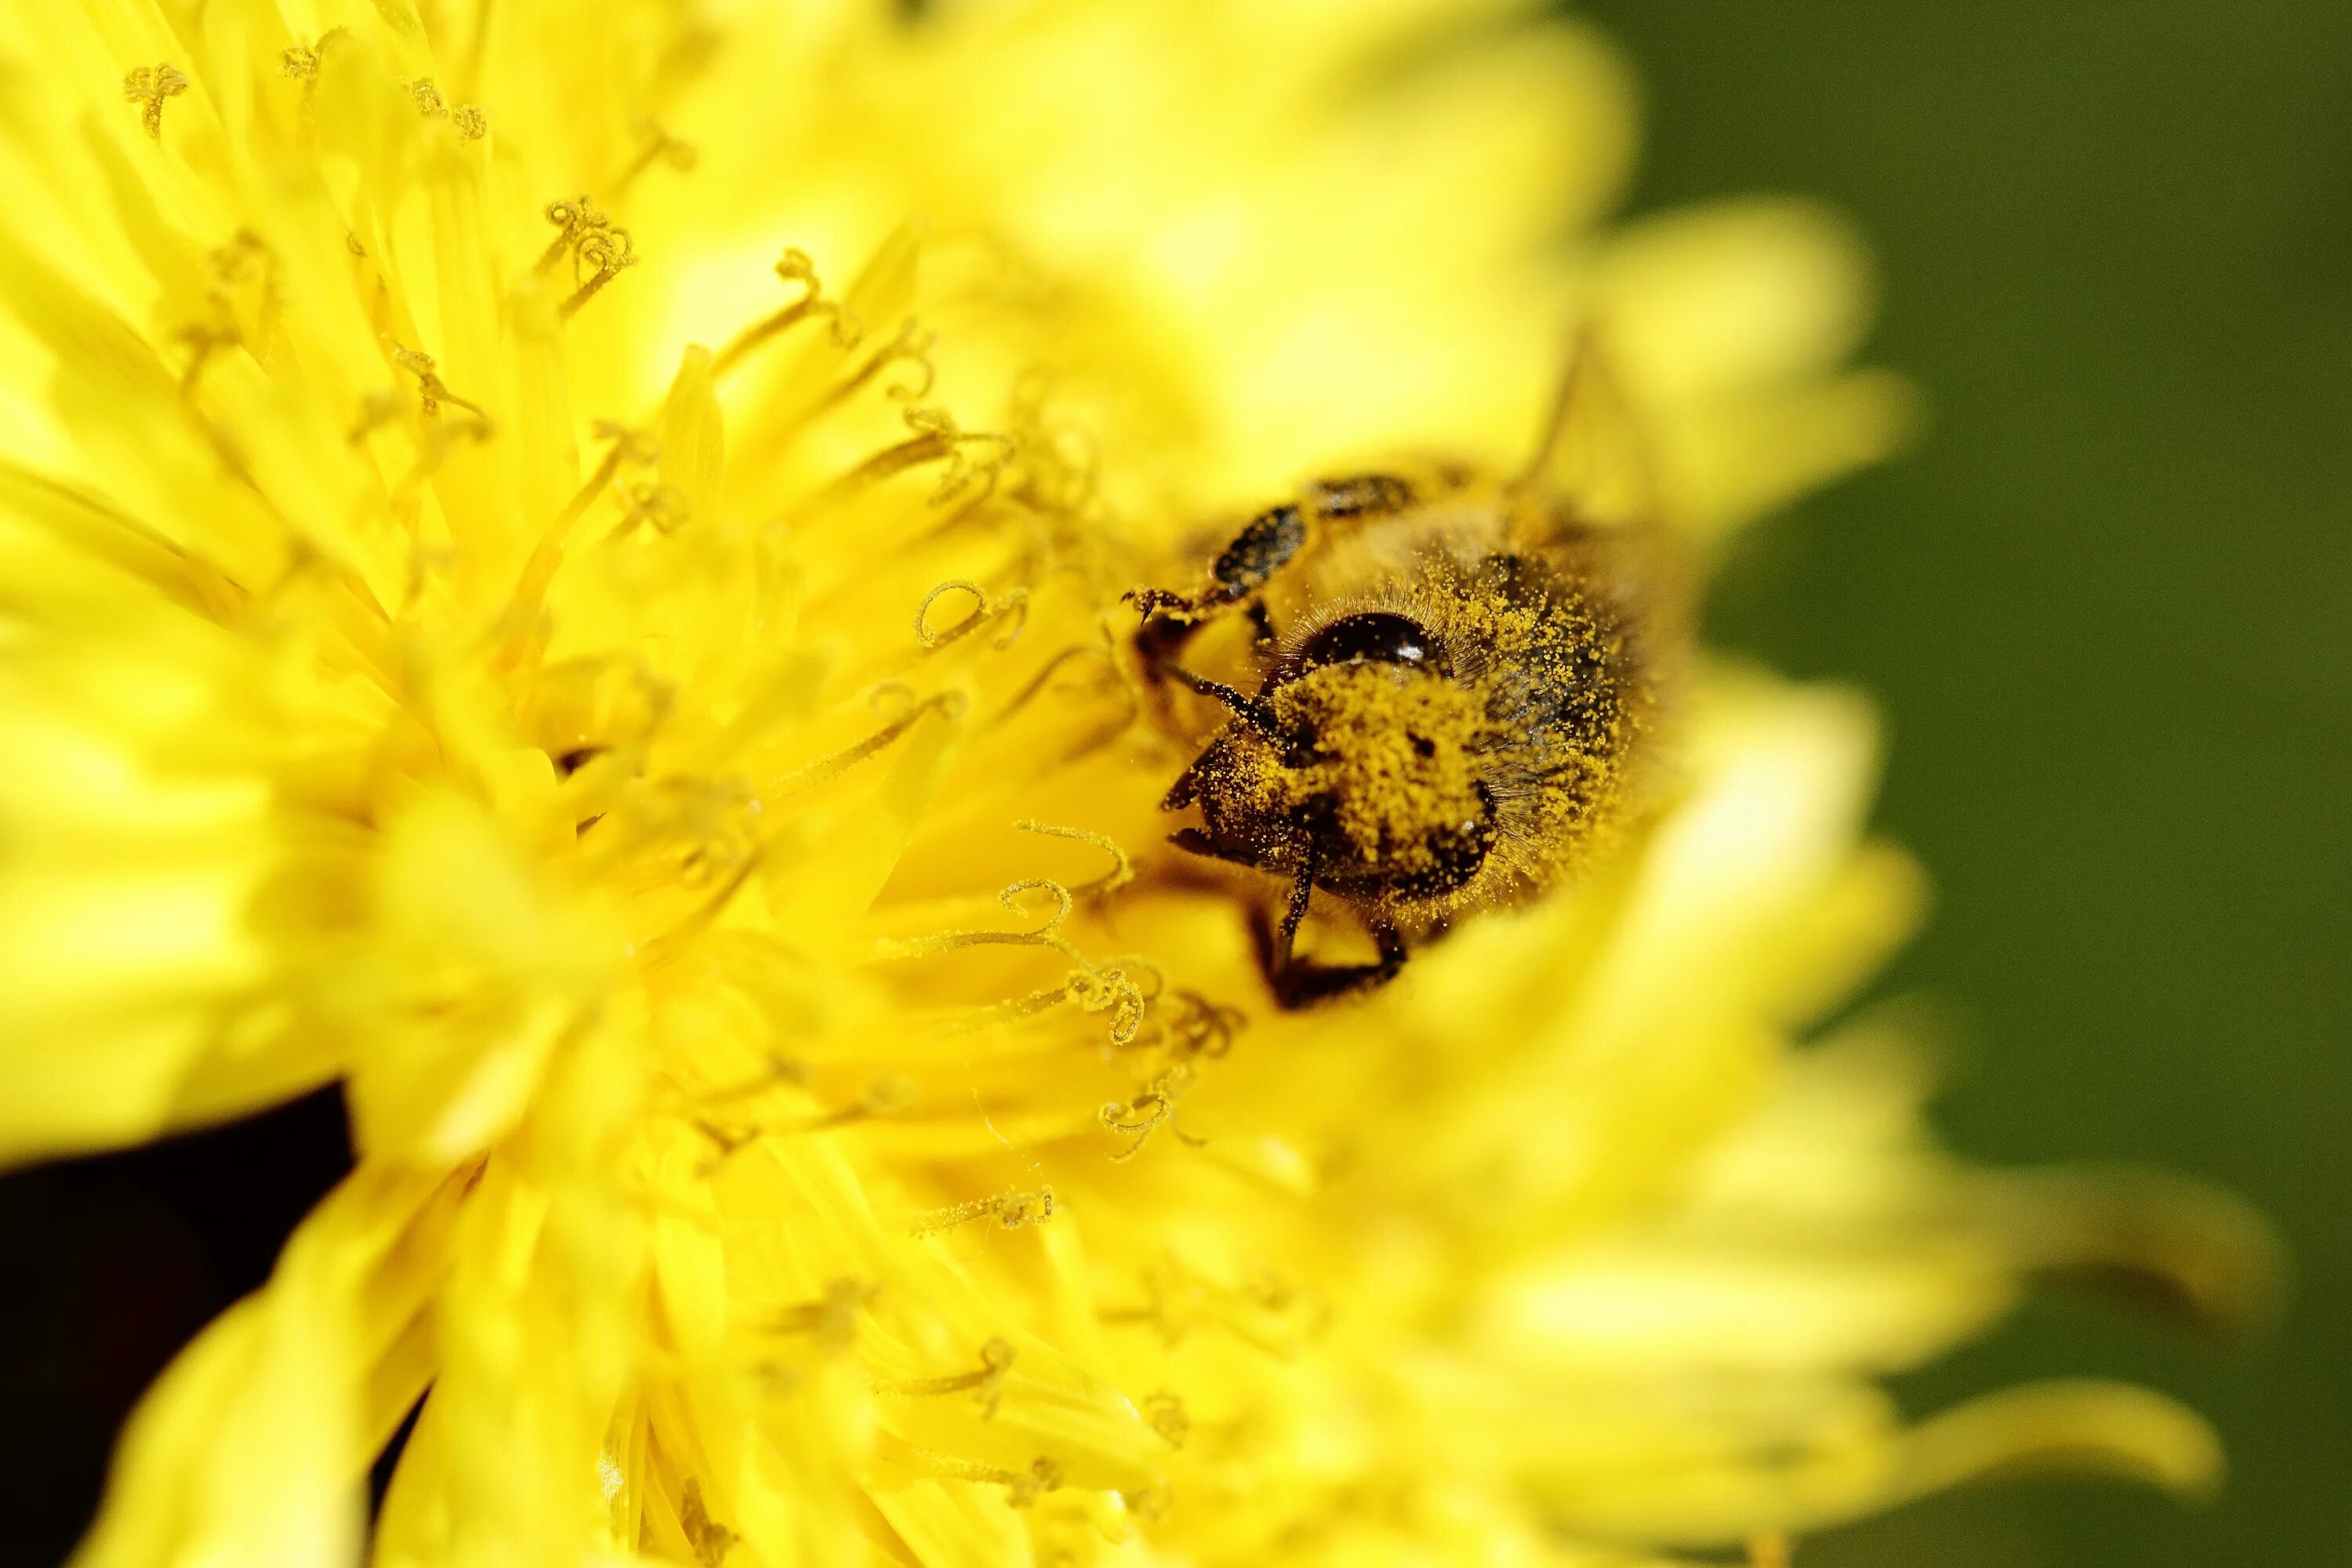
left=1128, top=332, right=1682, bottom=1008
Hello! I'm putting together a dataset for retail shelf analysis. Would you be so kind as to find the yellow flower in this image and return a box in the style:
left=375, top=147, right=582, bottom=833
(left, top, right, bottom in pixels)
left=0, top=2, right=2273, bottom=1566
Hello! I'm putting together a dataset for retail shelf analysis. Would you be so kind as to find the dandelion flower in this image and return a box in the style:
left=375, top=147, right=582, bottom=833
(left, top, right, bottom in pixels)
left=0, top=2, right=2274, bottom=1566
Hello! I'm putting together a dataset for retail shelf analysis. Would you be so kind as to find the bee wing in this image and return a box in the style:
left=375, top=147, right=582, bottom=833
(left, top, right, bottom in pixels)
left=1512, top=325, right=1661, bottom=537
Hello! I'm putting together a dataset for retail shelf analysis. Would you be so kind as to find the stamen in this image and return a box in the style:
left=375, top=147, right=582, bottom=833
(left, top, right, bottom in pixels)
left=499, top=423, right=659, bottom=654
left=1134, top=989, right=1245, bottom=1062
left=613, top=117, right=699, bottom=199
left=882, top=1442, right=1062, bottom=1507
left=931, top=956, right=1154, bottom=1047
left=537, top=195, right=608, bottom=275
left=122, top=63, right=189, bottom=141
left=1014, top=819, right=1133, bottom=897
left=678, top=1478, right=739, bottom=1568
left=1004, top=1457, right=1062, bottom=1508
left=1064, top=963, right=1151, bottom=1047
left=908, top=1185, right=1056, bottom=1238
left=688, top=1073, right=917, bottom=1171
left=766, top=1277, right=875, bottom=1351
left=391, top=412, right=495, bottom=503
left=1142, top=1391, right=1189, bottom=1448
left=766, top=687, right=967, bottom=797
left=874, top=878, right=1072, bottom=960
left=560, top=225, right=637, bottom=319
left=347, top=390, right=401, bottom=445
left=174, top=325, right=237, bottom=401
left=452, top=104, right=488, bottom=140
left=810, top=316, right=938, bottom=416
left=1748, top=1530, right=1793, bottom=1568
left=915, top=579, right=1029, bottom=652
left=912, top=408, right=1016, bottom=505
left=710, top=249, right=841, bottom=381
left=1100, top=1255, right=1325, bottom=1356
left=608, top=479, right=688, bottom=537
left=685, top=1052, right=814, bottom=1107
left=873, top=1337, right=1017, bottom=1417
left=644, top=851, right=766, bottom=970
left=987, top=644, right=1122, bottom=726
left=1091, top=1067, right=1185, bottom=1166
left=1121, top=1481, right=1173, bottom=1523
left=812, top=405, right=1015, bottom=509
left=388, top=343, right=489, bottom=422
left=987, top=644, right=1139, bottom=766
left=410, top=77, right=447, bottom=117
left=279, top=36, right=345, bottom=125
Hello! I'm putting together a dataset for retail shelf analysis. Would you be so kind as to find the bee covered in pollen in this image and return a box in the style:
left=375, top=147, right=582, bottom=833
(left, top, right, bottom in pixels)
left=1128, top=336, right=1682, bottom=1007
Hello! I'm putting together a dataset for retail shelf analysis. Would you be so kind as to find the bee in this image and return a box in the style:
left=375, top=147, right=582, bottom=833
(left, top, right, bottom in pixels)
left=1127, top=336, right=1679, bottom=1007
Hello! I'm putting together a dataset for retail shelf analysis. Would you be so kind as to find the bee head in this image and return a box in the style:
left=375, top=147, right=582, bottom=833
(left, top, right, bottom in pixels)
left=1179, top=614, right=1497, bottom=906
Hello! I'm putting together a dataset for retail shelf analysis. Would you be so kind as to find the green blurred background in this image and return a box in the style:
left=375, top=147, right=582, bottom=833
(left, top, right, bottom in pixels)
left=1571, top=2, right=2350, bottom=1562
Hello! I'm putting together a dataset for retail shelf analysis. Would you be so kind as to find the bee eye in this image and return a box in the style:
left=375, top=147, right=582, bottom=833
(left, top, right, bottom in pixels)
left=1298, top=612, right=1433, bottom=670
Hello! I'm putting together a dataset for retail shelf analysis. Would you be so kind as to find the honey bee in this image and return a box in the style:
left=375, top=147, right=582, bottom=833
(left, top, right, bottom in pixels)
left=1128, top=336, right=1679, bottom=1007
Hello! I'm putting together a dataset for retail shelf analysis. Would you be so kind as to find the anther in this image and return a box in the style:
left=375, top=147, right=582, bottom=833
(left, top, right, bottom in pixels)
left=873, top=1337, right=1018, bottom=1417
left=452, top=104, right=488, bottom=140
left=123, top=63, right=189, bottom=141
left=410, top=77, right=447, bottom=118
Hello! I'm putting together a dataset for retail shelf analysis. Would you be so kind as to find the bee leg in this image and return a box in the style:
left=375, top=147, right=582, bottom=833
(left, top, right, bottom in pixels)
left=1167, top=826, right=1256, bottom=866
left=1250, top=862, right=1408, bottom=1009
